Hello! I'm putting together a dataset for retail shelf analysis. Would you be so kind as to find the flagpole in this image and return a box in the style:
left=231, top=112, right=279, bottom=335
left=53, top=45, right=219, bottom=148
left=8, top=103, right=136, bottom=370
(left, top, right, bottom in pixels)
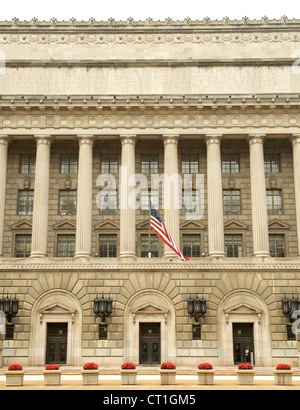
left=148, top=191, right=151, bottom=257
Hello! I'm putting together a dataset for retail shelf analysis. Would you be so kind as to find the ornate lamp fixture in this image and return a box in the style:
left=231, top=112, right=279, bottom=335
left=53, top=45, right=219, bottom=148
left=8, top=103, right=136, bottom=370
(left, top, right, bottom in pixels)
left=187, top=294, right=207, bottom=322
left=93, top=294, right=113, bottom=322
left=0, top=293, right=19, bottom=323
left=281, top=293, right=300, bottom=321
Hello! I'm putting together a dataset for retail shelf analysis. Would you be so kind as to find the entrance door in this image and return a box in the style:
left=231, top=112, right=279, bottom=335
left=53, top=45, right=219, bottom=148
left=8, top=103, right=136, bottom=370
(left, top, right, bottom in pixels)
left=46, top=323, right=68, bottom=365
left=233, top=323, right=255, bottom=365
left=139, top=323, right=161, bottom=364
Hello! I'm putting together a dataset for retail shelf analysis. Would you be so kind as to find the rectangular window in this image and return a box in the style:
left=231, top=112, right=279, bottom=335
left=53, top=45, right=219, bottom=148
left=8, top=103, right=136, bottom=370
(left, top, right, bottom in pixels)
left=266, top=190, right=282, bottom=215
left=141, top=234, right=159, bottom=257
left=60, top=155, right=78, bottom=174
left=15, top=234, right=31, bottom=258
left=57, top=234, right=75, bottom=258
left=192, top=325, right=201, bottom=341
left=264, top=154, right=281, bottom=173
left=223, top=190, right=241, bottom=215
left=99, top=190, right=117, bottom=215
left=183, top=234, right=201, bottom=258
left=20, top=154, right=36, bottom=174
left=99, top=325, right=108, bottom=341
left=287, top=325, right=296, bottom=341
left=269, top=234, right=285, bottom=257
left=99, top=234, right=117, bottom=258
left=182, top=190, right=200, bottom=215
left=18, top=190, right=34, bottom=215
left=59, top=191, right=77, bottom=215
left=5, top=325, right=14, bottom=341
left=222, top=154, right=240, bottom=173
left=225, top=234, right=243, bottom=258
left=181, top=154, right=199, bottom=174
left=141, top=190, right=159, bottom=215
left=101, top=154, right=118, bottom=174
left=141, top=154, right=159, bottom=174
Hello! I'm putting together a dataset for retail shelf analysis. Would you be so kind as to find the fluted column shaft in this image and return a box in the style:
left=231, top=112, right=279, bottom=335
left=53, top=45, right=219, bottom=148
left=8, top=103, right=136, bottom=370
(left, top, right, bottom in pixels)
left=163, top=135, right=180, bottom=257
left=291, top=135, right=300, bottom=256
left=119, top=135, right=136, bottom=258
left=30, top=136, right=51, bottom=258
left=0, top=137, right=9, bottom=257
left=206, top=135, right=225, bottom=257
left=249, top=135, right=270, bottom=257
left=75, top=136, right=94, bottom=258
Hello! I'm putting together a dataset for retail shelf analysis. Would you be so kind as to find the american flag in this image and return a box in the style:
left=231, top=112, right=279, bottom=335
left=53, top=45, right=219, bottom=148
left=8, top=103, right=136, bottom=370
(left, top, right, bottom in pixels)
left=150, top=203, right=190, bottom=262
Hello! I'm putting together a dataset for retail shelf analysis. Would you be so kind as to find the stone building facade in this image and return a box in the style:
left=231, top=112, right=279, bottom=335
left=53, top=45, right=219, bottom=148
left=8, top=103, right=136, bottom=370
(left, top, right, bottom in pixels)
left=1, top=17, right=300, bottom=367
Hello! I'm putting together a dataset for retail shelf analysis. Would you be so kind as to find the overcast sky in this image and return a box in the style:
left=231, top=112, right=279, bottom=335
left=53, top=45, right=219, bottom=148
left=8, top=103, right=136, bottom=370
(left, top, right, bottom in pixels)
left=0, top=0, right=299, bottom=21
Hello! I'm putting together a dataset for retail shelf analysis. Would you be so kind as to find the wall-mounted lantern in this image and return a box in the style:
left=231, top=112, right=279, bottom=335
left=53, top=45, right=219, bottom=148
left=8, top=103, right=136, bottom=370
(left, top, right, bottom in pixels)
left=187, top=294, right=207, bottom=322
left=282, top=293, right=300, bottom=321
left=0, top=293, right=19, bottom=323
left=93, top=293, right=113, bottom=323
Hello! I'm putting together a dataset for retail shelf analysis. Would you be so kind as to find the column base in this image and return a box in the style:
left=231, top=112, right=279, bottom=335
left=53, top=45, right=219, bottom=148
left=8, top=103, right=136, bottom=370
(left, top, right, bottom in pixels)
left=30, top=252, right=47, bottom=258
left=208, top=252, right=225, bottom=258
left=74, top=252, right=91, bottom=259
left=119, top=252, right=136, bottom=259
left=253, top=252, right=270, bottom=258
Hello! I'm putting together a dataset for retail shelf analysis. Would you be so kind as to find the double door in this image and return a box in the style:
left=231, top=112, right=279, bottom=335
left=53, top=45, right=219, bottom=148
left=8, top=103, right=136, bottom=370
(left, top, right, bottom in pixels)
left=46, top=323, right=68, bottom=365
left=233, top=323, right=255, bottom=365
left=139, top=323, right=161, bottom=364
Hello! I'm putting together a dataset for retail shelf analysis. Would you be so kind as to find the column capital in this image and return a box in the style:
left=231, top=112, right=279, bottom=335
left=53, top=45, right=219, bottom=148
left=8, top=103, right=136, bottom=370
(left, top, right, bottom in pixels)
left=248, top=134, right=266, bottom=145
left=77, top=135, right=94, bottom=145
left=120, top=135, right=136, bottom=146
left=163, top=134, right=179, bottom=146
left=0, top=136, right=10, bottom=146
left=205, top=134, right=222, bottom=145
left=34, top=135, right=52, bottom=145
left=290, top=134, right=300, bottom=145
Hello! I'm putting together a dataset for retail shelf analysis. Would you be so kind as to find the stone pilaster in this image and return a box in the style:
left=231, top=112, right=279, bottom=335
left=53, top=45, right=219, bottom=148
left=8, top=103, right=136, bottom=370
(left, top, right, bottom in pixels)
left=249, top=134, right=270, bottom=257
left=75, top=136, right=94, bottom=258
left=119, top=135, right=136, bottom=258
left=291, top=135, right=300, bottom=256
left=0, top=137, right=9, bottom=257
left=206, top=135, right=225, bottom=257
left=30, top=136, right=51, bottom=258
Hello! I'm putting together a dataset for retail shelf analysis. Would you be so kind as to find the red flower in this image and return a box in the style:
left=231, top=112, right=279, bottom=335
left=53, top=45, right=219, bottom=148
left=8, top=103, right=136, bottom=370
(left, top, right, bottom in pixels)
left=198, top=363, right=213, bottom=370
left=83, top=362, right=99, bottom=370
left=45, top=364, right=60, bottom=371
left=160, top=362, right=176, bottom=370
left=276, top=364, right=291, bottom=371
left=8, top=364, right=23, bottom=371
left=238, top=363, right=253, bottom=370
left=121, top=362, right=136, bottom=370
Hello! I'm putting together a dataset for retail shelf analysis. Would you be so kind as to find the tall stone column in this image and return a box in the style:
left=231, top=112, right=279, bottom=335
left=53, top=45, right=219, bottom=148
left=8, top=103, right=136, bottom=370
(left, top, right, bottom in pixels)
left=163, top=135, right=180, bottom=258
left=75, top=136, right=94, bottom=258
left=0, top=136, right=9, bottom=257
left=291, top=135, right=300, bottom=256
left=249, top=134, right=270, bottom=257
left=30, top=136, right=51, bottom=258
left=119, top=135, right=136, bottom=258
left=206, top=135, right=225, bottom=257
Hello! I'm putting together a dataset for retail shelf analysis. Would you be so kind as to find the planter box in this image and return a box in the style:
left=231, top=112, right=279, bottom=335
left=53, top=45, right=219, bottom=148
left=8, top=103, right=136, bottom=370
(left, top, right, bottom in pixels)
left=82, top=370, right=99, bottom=386
left=5, top=371, right=25, bottom=387
left=197, top=370, right=215, bottom=385
left=43, top=370, right=62, bottom=386
left=121, top=370, right=137, bottom=385
left=160, top=369, right=176, bottom=385
left=274, top=370, right=293, bottom=386
left=237, top=370, right=255, bottom=385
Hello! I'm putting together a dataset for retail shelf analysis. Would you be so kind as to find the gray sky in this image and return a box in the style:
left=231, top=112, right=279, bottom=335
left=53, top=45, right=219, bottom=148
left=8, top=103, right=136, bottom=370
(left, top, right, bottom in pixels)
left=0, top=0, right=299, bottom=21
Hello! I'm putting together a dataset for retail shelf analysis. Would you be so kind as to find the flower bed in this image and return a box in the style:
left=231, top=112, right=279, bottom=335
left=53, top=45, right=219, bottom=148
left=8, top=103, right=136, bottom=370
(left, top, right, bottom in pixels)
left=237, top=363, right=255, bottom=385
left=160, top=362, right=176, bottom=370
left=238, top=363, right=253, bottom=370
left=45, top=364, right=60, bottom=371
left=160, top=363, right=176, bottom=385
left=197, top=363, right=213, bottom=370
left=8, top=364, right=23, bottom=371
left=121, top=362, right=136, bottom=370
left=276, top=364, right=291, bottom=371
left=274, top=364, right=293, bottom=386
left=82, top=363, right=99, bottom=385
left=197, top=363, right=214, bottom=385
left=83, top=362, right=99, bottom=370
left=5, top=364, right=24, bottom=386
left=121, top=363, right=137, bottom=385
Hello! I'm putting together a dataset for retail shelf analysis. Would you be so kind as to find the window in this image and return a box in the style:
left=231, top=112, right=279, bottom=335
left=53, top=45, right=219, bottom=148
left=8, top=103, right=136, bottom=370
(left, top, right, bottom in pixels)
left=181, top=154, right=199, bottom=174
left=287, top=325, right=296, bottom=341
left=222, top=154, right=240, bottom=173
left=264, top=154, right=281, bottom=173
left=269, top=234, right=285, bottom=257
left=183, top=234, right=201, bottom=258
left=182, top=190, right=200, bottom=215
left=5, top=325, right=14, bottom=341
left=141, top=154, right=159, bottom=173
left=223, top=190, right=241, bottom=215
left=225, top=234, right=243, bottom=257
left=99, top=234, right=117, bottom=258
left=192, top=325, right=201, bottom=341
left=59, top=191, right=77, bottom=215
left=141, top=234, right=159, bottom=257
left=101, top=155, right=118, bottom=174
left=60, top=155, right=78, bottom=174
left=57, top=234, right=75, bottom=257
left=20, top=154, right=35, bottom=174
left=141, top=190, right=159, bottom=215
left=266, top=190, right=282, bottom=215
left=99, top=325, right=108, bottom=341
left=15, top=234, right=31, bottom=257
left=99, top=190, right=117, bottom=215
left=18, top=190, right=34, bottom=215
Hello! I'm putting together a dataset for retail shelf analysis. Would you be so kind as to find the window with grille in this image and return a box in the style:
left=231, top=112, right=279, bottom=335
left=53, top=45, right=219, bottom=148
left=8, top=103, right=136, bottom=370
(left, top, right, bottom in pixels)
left=181, top=154, right=199, bottom=174
left=264, top=154, right=281, bottom=173
left=141, top=154, right=159, bottom=173
left=101, top=154, right=118, bottom=174
left=20, top=154, right=36, bottom=174
left=269, top=234, right=285, bottom=257
left=141, top=234, right=159, bottom=257
left=57, top=234, right=75, bottom=257
left=15, top=234, right=31, bottom=257
left=223, top=190, right=241, bottom=215
left=18, top=190, right=34, bottom=215
left=99, top=234, right=117, bottom=258
left=182, top=234, right=201, bottom=258
left=60, top=155, right=78, bottom=174
left=59, top=191, right=77, bottom=215
left=225, top=234, right=243, bottom=257
left=182, top=190, right=200, bottom=215
left=222, top=154, right=240, bottom=173
left=266, top=190, right=282, bottom=215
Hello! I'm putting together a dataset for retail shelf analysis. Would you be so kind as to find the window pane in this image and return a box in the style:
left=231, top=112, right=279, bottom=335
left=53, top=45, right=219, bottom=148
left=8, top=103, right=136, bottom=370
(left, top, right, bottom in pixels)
left=141, top=234, right=159, bottom=257
left=99, top=190, right=117, bottom=215
left=264, top=154, right=281, bottom=173
left=225, top=234, right=243, bottom=257
left=141, top=155, right=159, bottom=173
left=99, top=235, right=117, bottom=257
left=15, top=234, right=31, bottom=257
left=181, top=155, right=199, bottom=174
left=18, top=191, right=34, bottom=215
left=223, top=190, right=241, bottom=215
left=101, top=155, right=118, bottom=174
left=269, top=234, right=285, bottom=257
left=61, top=155, right=78, bottom=174
left=57, top=235, right=75, bottom=257
left=59, top=191, right=77, bottom=215
left=266, top=190, right=282, bottom=215
left=222, top=155, right=239, bottom=173
left=182, top=190, right=200, bottom=215
left=183, top=234, right=201, bottom=258
left=20, top=155, right=36, bottom=174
